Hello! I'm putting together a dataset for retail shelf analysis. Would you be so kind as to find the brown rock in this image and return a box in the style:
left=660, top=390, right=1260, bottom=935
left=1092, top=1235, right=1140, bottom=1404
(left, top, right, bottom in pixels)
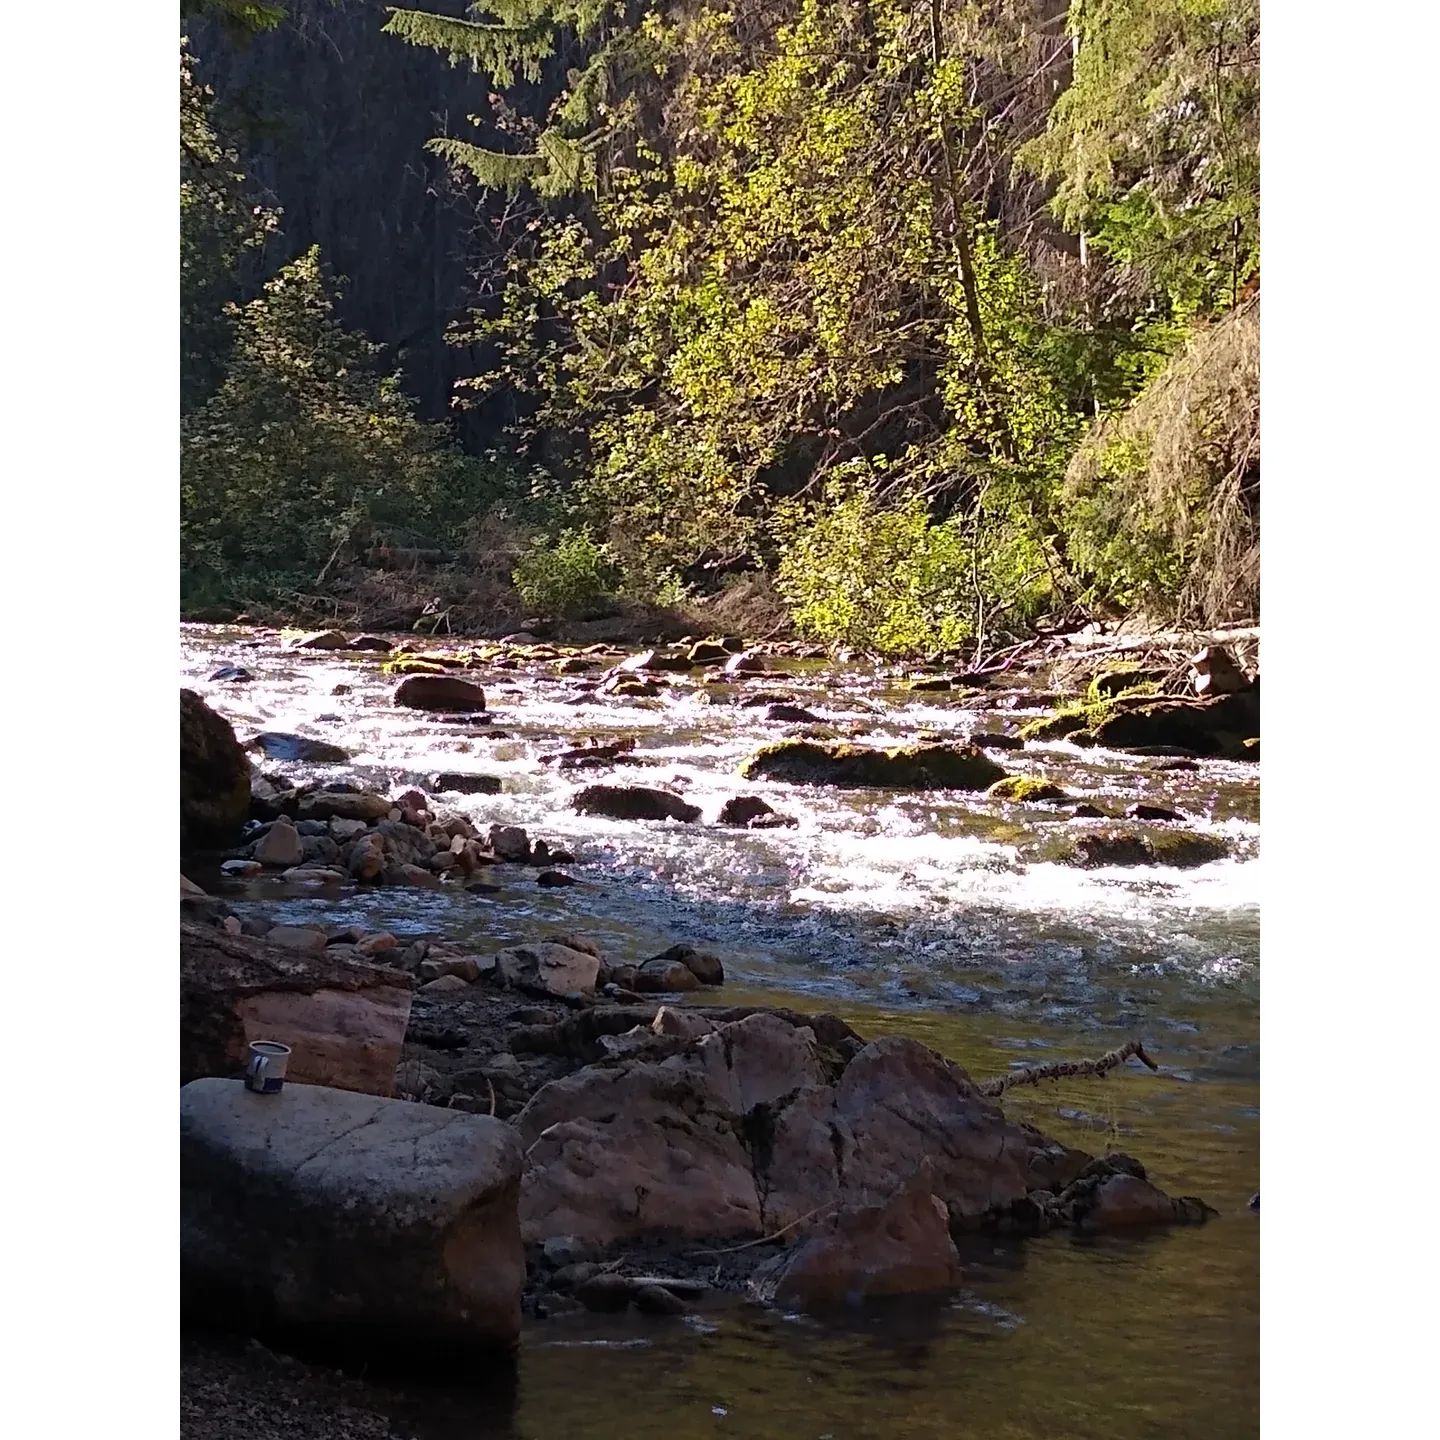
left=716, top=795, right=775, bottom=827
left=181, top=690, right=250, bottom=849
left=419, top=974, right=471, bottom=995
left=571, top=785, right=701, bottom=823
left=180, top=922, right=414, bottom=1096
left=489, top=824, right=531, bottom=862
left=254, top=820, right=304, bottom=868
left=652, top=1006, right=715, bottom=1041
left=286, top=629, right=350, bottom=651
left=263, top=926, right=329, bottom=954
left=1189, top=645, right=1248, bottom=697
left=648, top=943, right=724, bottom=986
left=495, top=943, right=600, bottom=997
left=394, top=674, right=487, bottom=713
left=298, top=791, right=392, bottom=823
left=348, top=834, right=386, bottom=882
left=519, top=1112, right=761, bottom=1247
left=753, top=1163, right=960, bottom=1312
left=384, top=862, right=445, bottom=890
left=632, top=957, right=702, bottom=993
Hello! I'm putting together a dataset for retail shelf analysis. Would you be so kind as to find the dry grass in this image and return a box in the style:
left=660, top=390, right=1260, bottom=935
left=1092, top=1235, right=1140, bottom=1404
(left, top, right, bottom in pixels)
left=1066, top=297, right=1259, bottom=627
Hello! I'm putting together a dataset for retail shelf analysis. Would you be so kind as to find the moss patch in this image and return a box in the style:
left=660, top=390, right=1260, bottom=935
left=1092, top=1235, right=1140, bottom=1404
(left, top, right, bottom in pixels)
left=1018, top=709, right=1091, bottom=742
left=739, top=739, right=1007, bottom=791
left=987, top=776, right=1071, bottom=803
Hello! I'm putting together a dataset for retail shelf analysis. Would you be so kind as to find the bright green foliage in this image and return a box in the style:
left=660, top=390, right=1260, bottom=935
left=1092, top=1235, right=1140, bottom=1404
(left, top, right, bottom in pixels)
left=383, top=3, right=626, bottom=196
left=181, top=249, right=501, bottom=602
left=1020, top=0, right=1260, bottom=316
left=379, top=0, right=1261, bottom=646
left=181, top=38, right=280, bottom=411
left=511, top=530, right=617, bottom=617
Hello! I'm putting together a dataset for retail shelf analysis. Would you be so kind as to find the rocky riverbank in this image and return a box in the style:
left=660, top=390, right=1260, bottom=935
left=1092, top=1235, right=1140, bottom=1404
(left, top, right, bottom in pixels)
left=179, top=620, right=1257, bottom=1435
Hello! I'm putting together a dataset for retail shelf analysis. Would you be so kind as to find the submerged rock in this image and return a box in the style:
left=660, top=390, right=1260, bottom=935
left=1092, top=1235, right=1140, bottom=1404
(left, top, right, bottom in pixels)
left=571, top=784, right=701, bottom=823
left=180, top=1077, right=523, bottom=1355
left=1063, top=829, right=1228, bottom=869
left=181, top=690, right=251, bottom=850
left=739, top=740, right=1007, bottom=791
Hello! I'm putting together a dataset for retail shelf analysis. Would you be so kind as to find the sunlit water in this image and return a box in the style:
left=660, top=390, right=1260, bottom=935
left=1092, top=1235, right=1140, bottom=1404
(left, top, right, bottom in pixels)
left=182, top=625, right=1258, bottom=1438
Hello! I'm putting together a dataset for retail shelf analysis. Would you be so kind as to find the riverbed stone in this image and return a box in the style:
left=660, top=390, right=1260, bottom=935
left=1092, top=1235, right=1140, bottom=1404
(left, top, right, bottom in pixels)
left=717, top=795, right=776, bottom=827
left=752, top=1163, right=961, bottom=1311
left=247, top=732, right=351, bottom=764
left=648, top=943, right=724, bottom=986
left=571, top=785, right=702, bottom=823
left=426, top=772, right=502, bottom=795
left=495, top=943, right=600, bottom=998
left=632, top=957, right=703, bottom=993
left=298, top=791, right=392, bottom=823
left=740, top=740, right=1007, bottom=791
left=285, top=629, right=350, bottom=651
left=181, top=690, right=251, bottom=849
left=254, top=820, right=304, bottom=868
left=180, top=1077, right=524, bottom=1354
left=394, top=674, right=487, bottom=712
left=488, top=824, right=531, bottom=862
left=263, top=926, right=329, bottom=954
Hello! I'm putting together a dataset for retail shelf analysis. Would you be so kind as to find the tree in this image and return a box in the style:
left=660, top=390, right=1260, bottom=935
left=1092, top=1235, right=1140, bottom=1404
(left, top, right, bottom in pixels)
left=181, top=248, right=497, bottom=600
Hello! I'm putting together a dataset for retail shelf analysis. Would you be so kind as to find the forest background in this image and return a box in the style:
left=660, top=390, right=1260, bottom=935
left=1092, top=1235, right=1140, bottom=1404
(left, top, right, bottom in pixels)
left=180, top=0, right=1259, bottom=658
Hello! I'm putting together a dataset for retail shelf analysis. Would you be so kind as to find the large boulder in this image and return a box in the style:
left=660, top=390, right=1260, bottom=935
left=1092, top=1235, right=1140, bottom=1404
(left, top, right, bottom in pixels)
left=571, top=785, right=701, bottom=823
left=181, top=1078, right=524, bottom=1356
left=739, top=740, right=1007, bottom=791
left=751, top=1163, right=961, bottom=1311
left=180, top=690, right=250, bottom=849
left=180, top=922, right=414, bottom=1095
left=514, top=1015, right=1032, bottom=1249
left=394, top=674, right=487, bottom=712
left=1089, top=686, right=1259, bottom=757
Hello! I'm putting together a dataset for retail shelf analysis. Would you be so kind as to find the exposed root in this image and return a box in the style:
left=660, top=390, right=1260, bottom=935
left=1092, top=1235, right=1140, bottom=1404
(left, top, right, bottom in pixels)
left=978, top=1039, right=1159, bottom=1098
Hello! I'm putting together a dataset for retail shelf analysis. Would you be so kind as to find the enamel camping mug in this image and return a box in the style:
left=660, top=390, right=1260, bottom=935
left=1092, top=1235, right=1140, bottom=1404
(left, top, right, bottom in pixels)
left=243, top=1040, right=291, bottom=1095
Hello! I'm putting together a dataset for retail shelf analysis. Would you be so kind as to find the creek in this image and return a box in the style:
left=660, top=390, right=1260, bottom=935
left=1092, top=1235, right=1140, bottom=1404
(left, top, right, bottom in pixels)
left=181, top=624, right=1258, bottom=1439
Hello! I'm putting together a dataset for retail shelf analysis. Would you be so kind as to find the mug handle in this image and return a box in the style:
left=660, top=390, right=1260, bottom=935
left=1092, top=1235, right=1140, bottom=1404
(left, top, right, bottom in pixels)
left=245, top=1053, right=267, bottom=1088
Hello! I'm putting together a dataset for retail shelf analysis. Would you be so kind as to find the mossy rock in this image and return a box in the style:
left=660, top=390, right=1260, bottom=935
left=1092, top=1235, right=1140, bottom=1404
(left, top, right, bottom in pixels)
left=1061, top=828, right=1229, bottom=869
left=384, top=659, right=449, bottom=677
left=1088, top=667, right=1163, bottom=702
left=1090, top=688, right=1259, bottom=757
left=1145, top=831, right=1230, bottom=868
left=1018, top=711, right=1090, bottom=742
left=739, top=739, right=1007, bottom=791
left=987, top=776, right=1071, bottom=803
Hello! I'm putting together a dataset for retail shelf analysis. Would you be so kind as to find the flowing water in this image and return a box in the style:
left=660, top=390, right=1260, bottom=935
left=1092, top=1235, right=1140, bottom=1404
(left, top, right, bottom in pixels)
left=182, top=625, right=1259, bottom=1439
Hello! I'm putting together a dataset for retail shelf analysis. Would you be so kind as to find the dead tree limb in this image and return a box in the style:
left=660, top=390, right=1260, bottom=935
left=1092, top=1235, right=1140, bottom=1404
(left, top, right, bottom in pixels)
left=978, top=1039, right=1159, bottom=1098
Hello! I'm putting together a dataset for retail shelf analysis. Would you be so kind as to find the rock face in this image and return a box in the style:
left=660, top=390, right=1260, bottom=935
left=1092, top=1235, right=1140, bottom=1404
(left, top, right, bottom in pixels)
left=181, top=690, right=251, bottom=850
left=394, top=674, right=487, bottom=712
left=180, top=922, right=414, bottom=1096
left=181, top=1078, right=524, bottom=1355
left=513, top=1016, right=1032, bottom=1249
left=740, top=740, right=1007, bottom=791
left=752, top=1163, right=961, bottom=1312
left=571, top=785, right=702, bottom=823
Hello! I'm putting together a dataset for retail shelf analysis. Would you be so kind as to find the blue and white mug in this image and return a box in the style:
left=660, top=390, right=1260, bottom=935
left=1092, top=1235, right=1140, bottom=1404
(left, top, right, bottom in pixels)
left=243, top=1040, right=291, bottom=1094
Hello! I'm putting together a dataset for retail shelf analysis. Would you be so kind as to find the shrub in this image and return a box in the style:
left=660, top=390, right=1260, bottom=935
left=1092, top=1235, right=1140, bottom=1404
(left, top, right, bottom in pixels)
left=511, top=531, right=617, bottom=618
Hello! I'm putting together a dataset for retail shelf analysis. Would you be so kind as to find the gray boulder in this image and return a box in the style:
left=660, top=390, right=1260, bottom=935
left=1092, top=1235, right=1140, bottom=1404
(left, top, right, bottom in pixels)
left=180, top=1078, right=524, bottom=1355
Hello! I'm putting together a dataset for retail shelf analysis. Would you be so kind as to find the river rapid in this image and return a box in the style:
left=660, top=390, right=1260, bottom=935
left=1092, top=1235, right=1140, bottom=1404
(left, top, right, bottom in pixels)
left=181, top=623, right=1259, bottom=1440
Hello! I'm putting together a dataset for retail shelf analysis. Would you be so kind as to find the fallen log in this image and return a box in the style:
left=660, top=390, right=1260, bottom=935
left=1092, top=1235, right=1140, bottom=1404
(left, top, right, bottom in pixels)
left=978, top=1038, right=1158, bottom=1098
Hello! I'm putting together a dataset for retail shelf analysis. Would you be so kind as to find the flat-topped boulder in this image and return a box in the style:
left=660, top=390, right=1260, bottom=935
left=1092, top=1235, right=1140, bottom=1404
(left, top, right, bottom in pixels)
left=739, top=740, right=1008, bottom=791
left=181, top=1078, right=524, bottom=1356
left=180, top=922, right=414, bottom=1095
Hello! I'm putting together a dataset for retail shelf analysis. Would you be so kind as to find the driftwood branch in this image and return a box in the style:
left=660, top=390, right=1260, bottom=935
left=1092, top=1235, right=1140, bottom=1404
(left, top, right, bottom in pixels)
left=978, top=1039, right=1159, bottom=1098
left=686, top=1204, right=837, bottom=1257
